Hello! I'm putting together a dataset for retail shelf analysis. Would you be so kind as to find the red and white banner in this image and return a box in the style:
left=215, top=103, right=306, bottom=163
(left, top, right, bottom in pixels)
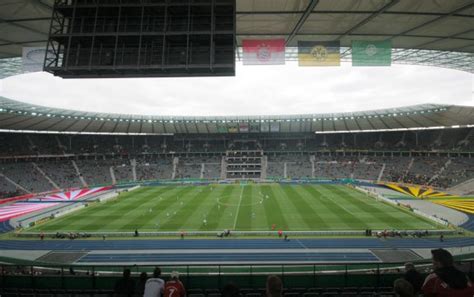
left=0, top=186, right=112, bottom=222
left=242, top=39, right=285, bottom=65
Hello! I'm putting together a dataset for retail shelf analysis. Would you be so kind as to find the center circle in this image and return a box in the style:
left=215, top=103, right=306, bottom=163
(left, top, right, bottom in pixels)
left=216, top=195, right=265, bottom=207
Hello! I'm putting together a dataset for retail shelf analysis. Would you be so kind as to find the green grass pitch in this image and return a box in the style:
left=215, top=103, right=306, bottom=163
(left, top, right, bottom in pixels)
left=29, top=184, right=439, bottom=232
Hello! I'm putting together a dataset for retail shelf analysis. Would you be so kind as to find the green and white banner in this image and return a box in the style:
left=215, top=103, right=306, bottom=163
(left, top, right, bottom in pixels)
left=352, top=40, right=391, bottom=66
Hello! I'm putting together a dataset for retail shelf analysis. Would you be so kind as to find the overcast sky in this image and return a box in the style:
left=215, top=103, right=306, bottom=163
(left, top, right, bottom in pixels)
left=0, top=62, right=472, bottom=116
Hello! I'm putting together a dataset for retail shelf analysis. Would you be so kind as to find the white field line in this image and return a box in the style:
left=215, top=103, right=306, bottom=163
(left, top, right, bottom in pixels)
left=233, top=185, right=245, bottom=230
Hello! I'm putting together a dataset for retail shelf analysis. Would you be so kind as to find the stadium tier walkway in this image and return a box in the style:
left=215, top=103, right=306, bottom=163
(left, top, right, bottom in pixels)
left=77, top=251, right=379, bottom=263
left=1, top=237, right=474, bottom=250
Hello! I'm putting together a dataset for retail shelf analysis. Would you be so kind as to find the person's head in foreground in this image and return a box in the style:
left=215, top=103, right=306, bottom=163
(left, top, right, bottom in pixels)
left=153, top=267, right=162, bottom=278
left=221, top=282, right=240, bottom=297
left=170, top=271, right=179, bottom=280
left=404, top=262, right=415, bottom=272
left=266, top=275, right=283, bottom=297
left=431, top=248, right=454, bottom=270
left=393, top=278, right=414, bottom=297
left=421, top=248, right=473, bottom=297
left=123, top=268, right=131, bottom=278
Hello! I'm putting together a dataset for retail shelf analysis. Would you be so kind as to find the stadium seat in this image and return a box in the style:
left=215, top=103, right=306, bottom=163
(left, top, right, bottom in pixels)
left=321, top=293, right=338, bottom=297
left=245, top=293, right=262, bottom=297
left=205, top=289, right=220, bottom=294
left=340, top=293, right=358, bottom=297
left=306, top=288, right=323, bottom=293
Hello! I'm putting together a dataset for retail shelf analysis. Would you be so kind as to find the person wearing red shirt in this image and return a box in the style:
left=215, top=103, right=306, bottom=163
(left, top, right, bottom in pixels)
left=164, top=271, right=186, bottom=297
left=422, top=248, right=474, bottom=297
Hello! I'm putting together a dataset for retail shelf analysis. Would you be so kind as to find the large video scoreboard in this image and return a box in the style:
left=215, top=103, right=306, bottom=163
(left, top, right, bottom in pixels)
left=44, top=0, right=235, bottom=78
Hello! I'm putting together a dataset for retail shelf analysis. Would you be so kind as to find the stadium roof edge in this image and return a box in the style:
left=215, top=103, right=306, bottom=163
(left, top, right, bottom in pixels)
left=0, top=96, right=472, bottom=134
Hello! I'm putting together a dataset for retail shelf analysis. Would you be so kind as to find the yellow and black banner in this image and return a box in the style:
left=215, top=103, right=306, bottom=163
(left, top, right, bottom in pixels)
left=432, top=199, right=474, bottom=215
left=298, top=41, right=340, bottom=66
left=382, top=183, right=453, bottom=198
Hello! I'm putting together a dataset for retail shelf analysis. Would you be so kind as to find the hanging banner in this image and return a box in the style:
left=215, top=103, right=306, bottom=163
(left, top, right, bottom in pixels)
left=298, top=41, right=340, bottom=66
left=352, top=40, right=391, bottom=66
left=239, top=123, right=249, bottom=133
left=249, top=123, right=260, bottom=133
left=270, top=122, right=280, bottom=132
left=242, top=39, right=285, bottom=65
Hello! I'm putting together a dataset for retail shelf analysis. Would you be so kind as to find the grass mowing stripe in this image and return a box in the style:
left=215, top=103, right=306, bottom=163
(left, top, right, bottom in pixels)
left=284, top=185, right=330, bottom=229
left=263, top=185, right=289, bottom=230
left=338, top=186, right=438, bottom=229
left=215, top=185, right=244, bottom=231
left=251, top=185, right=268, bottom=231
left=235, top=185, right=253, bottom=230
left=329, top=185, right=421, bottom=230
left=31, top=187, right=157, bottom=231
left=24, top=183, right=444, bottom=233
left=80, top=187, right=177, bottom=231
left=282, top=185, right=323, bottom=230
left=199, top=185, right=235, bottom=231
left=162, top=186, right=216, bottom=230
left=165, top=186, right=216, bottom=230
left=139, top=186, right=198, bottom=231
left=271, top=184, right=308, bottom=230
left=118, top=186, right=184, bottom=230
left=34, top=187, right=162, bottom=231
left=303, top=185, right=367, bottom=229
left=261, top=185, right=288, bottom=230
left=233, top=185, right=245, bottom=230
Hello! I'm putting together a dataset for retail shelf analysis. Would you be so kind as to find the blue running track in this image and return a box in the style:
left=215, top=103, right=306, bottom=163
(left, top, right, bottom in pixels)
left=460, top=215, right=474, bottom=232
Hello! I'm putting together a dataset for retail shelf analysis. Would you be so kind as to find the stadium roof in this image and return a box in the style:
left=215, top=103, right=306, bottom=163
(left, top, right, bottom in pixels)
left=0, top=96, right=472, bottom=134
left=0, top=0, right=473, bottom=77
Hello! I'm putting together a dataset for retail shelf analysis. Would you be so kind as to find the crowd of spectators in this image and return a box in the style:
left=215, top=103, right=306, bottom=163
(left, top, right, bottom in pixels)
left=0, top=152, right=473, bottom=198
left=0, top=128, right=472, bottom=157
left=0, top=128, right=473, bottom=198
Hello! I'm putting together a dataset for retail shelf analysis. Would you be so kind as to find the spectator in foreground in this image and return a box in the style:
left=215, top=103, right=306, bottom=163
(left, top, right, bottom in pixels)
left=422, top=248, right=474, bottom=297
left=221, top=283, right=240, bottom=297
left=144, top=268, right=165, bottom=297
left=164, top=271, right=186, bottom=297
left=393, top=278, right=414, bottom=297
left=266, top=275, right=283, bottom=297
left=136, top=272, right=148, bottom=297
left=114, top=269, right=135, bottom=297
left=403, top=262, right=423, bottom=294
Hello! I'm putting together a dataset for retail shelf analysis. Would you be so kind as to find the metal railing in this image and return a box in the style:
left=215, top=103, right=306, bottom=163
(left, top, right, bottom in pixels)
left=1, top=260, right=473, bottom=290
